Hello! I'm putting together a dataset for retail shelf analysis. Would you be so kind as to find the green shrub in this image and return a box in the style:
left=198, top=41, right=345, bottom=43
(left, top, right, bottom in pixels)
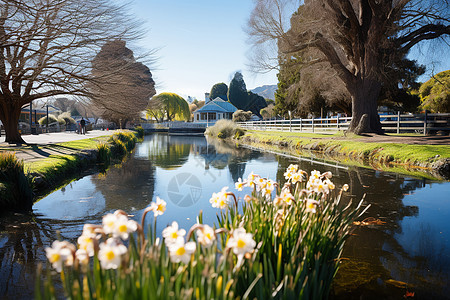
left=205, top=119, right=245, bottom=139
left=0, top=152, right=33, bottom=211
left=134, top=126, right=145, bottom=138
left=109, top=137, right=127, bottom=158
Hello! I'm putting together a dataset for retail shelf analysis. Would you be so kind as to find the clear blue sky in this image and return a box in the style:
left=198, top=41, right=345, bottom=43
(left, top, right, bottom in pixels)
left=129, top=1, right=449, bottom=101
left=130, top=0, right=277, bottom=101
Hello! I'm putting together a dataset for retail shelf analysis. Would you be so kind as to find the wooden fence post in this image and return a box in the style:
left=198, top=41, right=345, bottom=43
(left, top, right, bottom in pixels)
left=337, top=115, right=340, bottom=131
left=312, top=118, right=315, bottom=133
left=300, top=118, right=302, bottom=131
left=397, top=111, right=400, bottom=134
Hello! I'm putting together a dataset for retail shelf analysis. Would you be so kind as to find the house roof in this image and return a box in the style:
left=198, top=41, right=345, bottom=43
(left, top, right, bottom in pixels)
left=195, top=98, right=237, bottom=113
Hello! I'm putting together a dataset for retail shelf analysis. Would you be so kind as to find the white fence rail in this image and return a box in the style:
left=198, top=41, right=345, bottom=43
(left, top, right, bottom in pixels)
left=238, top=113, right=450, bottom=135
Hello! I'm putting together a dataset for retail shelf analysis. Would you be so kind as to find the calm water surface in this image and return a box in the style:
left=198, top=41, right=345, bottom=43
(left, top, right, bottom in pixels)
left=0, top=134, right=449, bottom=299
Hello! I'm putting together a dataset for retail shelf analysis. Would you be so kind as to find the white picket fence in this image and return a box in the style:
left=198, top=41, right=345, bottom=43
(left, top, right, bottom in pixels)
left=238, top=113, right=450, bottom=135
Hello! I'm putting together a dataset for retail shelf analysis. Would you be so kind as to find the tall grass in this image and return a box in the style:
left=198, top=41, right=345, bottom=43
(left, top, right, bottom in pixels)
left=37, top=166, right=367, bottom=299
left=205, top=120, right=245, bottom=139
left=0, top=152, right=33, bottom=211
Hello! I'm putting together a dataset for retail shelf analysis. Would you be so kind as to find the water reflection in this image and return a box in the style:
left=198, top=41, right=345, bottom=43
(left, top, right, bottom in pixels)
left=0, top=134, right=449, bottom=299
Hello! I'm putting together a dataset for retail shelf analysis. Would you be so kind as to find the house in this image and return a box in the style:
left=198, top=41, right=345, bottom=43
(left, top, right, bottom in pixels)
left=193, top=97, right=238, bottom=123
left=19, top=104, right=61, bottom=123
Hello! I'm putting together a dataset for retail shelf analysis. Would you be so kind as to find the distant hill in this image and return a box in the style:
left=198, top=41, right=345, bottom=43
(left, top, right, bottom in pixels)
left=251, top=85, right=277, bottom=100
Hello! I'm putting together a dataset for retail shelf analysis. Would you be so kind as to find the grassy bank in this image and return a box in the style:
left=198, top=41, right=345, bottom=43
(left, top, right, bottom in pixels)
left=238, top=131, right=450, bottom=180
left=0, top=130, right=140, bottom=211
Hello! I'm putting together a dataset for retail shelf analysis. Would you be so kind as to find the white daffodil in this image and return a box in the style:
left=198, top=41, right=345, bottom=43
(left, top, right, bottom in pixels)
left=277, top=189, right=295, bottom=206
left=342, top=184, right=349, bottom=191
left=196, top=224, right=216, bottom=248
left=210, top=187, right=229, bottom=209
left=150, top=197, right=167, bottom=217
left=266, top=180, right=275, bottom=192
left=247, top=171, right=259, bottom=182
left=162, top=221, right=186, bottom=246
left=75, top=249, right=90, bottom=266
left=102, top=213, right=118, bottom=235
left=244, top=194, right=252, bottom=203
left=168, top=239, right=196, bottom=264
left=235, top=178, right=245, bottom=191
left=310, top=170, right=321, bottom=180
left=45, top=240, right=75, bottom=272
left=98, top=238, right=128, bottom=270
left=226, top=228, right=256, bottom=257
left=305, top=199, right=319, bottom=213
left=291, top=172, right=302, bottom=184
left=325, top=178, right=335, bottom=190
left=77, top=234, right=96, bottom=257
left=114, top=215, right=138, bottom=240
left=255, top=177, right=266, bottom=191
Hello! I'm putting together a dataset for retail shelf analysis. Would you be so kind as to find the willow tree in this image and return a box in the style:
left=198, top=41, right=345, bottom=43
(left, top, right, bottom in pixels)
left=147, top=93, right=190, bottom=122
left=248, top=0, right=450, bottom=134
left=0, top=0, right=144, bottom=143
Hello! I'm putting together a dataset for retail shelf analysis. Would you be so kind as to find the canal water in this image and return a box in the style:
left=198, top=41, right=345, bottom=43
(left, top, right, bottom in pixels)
left=0, top=134, right=449, bottom=299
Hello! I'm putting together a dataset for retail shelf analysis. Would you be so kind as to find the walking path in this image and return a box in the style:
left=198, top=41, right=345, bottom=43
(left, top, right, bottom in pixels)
left=0, top=130, right=117, bottom=163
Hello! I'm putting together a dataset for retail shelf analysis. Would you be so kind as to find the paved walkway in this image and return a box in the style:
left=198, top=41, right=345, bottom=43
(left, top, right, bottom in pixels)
left=0, top=130, right=116, bottom=146
left=0, top=130, right=118, bottom=164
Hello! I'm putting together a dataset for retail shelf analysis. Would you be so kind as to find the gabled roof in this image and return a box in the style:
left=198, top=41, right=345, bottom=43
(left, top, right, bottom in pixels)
left=195, top=97, right=237, bottom=113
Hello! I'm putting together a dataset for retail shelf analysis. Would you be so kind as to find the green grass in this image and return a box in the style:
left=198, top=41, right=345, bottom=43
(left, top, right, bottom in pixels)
left=241, top=131, right=449, bottom=180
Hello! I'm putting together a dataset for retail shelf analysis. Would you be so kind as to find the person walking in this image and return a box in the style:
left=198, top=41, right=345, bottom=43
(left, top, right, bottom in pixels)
left=80, top=118, right=86, bottom=135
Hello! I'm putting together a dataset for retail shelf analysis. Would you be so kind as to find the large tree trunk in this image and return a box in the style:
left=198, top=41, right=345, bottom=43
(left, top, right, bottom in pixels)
left=0, top=105, right=26, bottom=144
left=348, top=78, right=384, bottom=134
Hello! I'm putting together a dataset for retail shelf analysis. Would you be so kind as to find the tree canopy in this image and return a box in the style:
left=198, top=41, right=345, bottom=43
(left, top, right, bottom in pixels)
left=89, top=40, right=156, bottom=127
left=0, top=0, right=145, bottom=143
left=419, top=70, right=450, bottom=113
left=147, top=93, right=190, bottom=122
left=210, top=83, right=228, bottom=101
left=248, top=0, right=450, bottom=134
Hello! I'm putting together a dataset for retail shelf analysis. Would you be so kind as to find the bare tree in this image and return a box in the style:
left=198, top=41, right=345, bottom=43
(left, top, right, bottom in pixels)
left=248, top=0, right=450, bottom=134
left=0, top=0, right=145, bottom=143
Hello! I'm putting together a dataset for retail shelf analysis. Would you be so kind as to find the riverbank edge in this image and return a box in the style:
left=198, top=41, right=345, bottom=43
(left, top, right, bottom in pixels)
left=235, top=131, right=450, bottom=180
left=31, top=130, right=142, bottom=200
left=0, top=130, right=141, bottom=211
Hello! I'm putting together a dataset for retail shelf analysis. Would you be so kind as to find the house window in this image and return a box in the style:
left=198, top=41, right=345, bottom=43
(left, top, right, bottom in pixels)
left=218, top=114, right=221, bottom=119
left=208, top=113, right=216, bottom=120
left=196, top=114, right=199, bottom=121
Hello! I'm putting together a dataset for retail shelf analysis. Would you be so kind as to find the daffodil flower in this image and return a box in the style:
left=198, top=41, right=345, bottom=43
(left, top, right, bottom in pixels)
left=150, top=197, right=167, bottom=216
left=305, top=199, right=319, bottom=213
left=196, top=224, right=215, bottom=247
left=45, top=240, right=76, bottom=272
left=77, top=234, right=96, bottom=257
left=168, top=239, right=196, bottom=264
left=226, top=227, right=256, bottom=257
left=114, top=215, right=138, bottom=240
left=235, top=178, right=245, bottom=191
left=210, top=187, right=230, bottom=209
left=98, top=238, right=128, bottom=270
left=75, top=249, right=90, bottom=266
left=102, top=213, right=118, bottom=235
left=162, top=221, right=186, bottom=246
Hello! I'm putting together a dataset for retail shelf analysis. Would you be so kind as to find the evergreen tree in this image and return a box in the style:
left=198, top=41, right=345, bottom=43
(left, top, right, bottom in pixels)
left=210, top=83, right=228, bottom=101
